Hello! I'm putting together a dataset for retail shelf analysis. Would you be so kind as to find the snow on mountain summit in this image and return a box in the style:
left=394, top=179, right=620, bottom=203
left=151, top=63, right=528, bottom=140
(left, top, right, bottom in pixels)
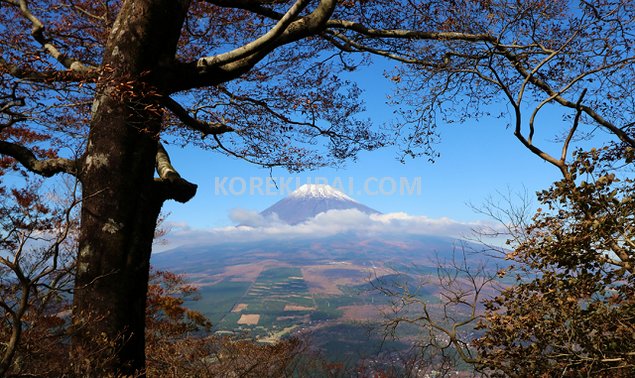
left=259, top=184, right=379, bottom=225
left=289, top=184, right=355, bottom=202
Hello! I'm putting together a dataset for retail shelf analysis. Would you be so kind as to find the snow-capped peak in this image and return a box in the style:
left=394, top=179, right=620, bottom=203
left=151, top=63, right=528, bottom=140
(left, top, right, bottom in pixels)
left=260, top=183, right=379, bottom=224
left=289, top=184, right=355, bottom=202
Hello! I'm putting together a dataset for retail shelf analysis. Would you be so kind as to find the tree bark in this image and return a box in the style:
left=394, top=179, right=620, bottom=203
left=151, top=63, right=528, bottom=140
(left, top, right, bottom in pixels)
left=72, top=0, right=190, bottom=375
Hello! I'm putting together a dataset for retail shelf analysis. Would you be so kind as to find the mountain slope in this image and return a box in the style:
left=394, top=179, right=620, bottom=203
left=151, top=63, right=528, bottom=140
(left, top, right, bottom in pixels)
left=260, top=184, right=380, bottom=224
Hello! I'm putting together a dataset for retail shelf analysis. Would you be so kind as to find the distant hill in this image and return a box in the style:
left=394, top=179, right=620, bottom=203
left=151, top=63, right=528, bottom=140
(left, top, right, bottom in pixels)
left=259, top=184, right=380, bottom=224
left=152, top=233, right=491, bottom=273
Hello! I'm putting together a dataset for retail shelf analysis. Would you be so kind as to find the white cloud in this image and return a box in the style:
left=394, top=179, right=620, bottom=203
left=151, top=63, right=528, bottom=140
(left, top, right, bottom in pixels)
left=228, top=208, right=283, bottom=227
left=154, top=209, right=501, bottom=253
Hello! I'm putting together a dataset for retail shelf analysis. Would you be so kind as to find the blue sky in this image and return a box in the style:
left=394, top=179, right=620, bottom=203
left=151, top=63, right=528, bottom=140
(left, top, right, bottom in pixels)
left=0, top=57, right=572, bottom=249
left=162, top=61, right=565, bottom=230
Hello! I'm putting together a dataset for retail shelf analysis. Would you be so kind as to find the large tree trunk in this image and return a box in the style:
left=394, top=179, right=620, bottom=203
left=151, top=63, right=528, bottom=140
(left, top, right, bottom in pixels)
left=72, top=1, right=190, bottom=375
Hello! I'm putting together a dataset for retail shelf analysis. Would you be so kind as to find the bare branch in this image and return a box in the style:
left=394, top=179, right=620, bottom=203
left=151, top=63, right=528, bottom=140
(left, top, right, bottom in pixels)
left=324, top=17, right=635, bottom=151
left=216, top=87, right=321, bottom=131
left=5, top=0, right=96, bottom=73
left=322, top=31, right=427, bottom=65
left=0, top=285, right=28, bottom=375
left=485, top=56, right=569, bottom=176
left=154, top=143, right=197, bottom=203
left=156, top=142, right=182, bottom=182
left=516, top=30, right=580, bottom=112
left=167, top=0, right=336, bottom=92
left=492, top=44, right=635, bottom=149
left=203, top=0, right=281, bottom=19
left=0, top=56, right=97, bottom=82
left=161, top=97, right=234, bottom=136
left=0, top=85, right=27, bottom=129
left=211, top=133, right=276, bottom=168
left=0, top=141, right=78, bottom=177
left=561, top=89, right=587, bottom=162
left=326, top=20, right=495, bottom=43
left=196, top=0, right=311, bottom=71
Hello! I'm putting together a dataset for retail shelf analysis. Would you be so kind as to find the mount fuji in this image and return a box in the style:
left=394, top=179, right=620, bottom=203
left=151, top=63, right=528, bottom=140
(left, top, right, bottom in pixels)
left=260, top=184, right=380, bottom=225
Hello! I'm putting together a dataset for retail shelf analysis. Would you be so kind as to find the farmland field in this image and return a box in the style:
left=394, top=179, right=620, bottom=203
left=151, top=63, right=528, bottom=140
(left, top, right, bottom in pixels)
left=185, top=262, right=396, bottom=341
left=152, top=234, right=498, bottom=369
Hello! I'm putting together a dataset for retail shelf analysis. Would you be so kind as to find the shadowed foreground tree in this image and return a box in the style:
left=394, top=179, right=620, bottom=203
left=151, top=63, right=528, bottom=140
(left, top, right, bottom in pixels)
left=0, top=0, right=389, bottom=374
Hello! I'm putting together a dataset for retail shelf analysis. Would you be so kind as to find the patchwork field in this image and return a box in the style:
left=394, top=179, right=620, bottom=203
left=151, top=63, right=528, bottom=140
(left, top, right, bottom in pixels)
left=152, top=234, right=500, bottom=369
left=237, top=314, right=260, bottom=325
left=185, top=263, right=396, bottom=341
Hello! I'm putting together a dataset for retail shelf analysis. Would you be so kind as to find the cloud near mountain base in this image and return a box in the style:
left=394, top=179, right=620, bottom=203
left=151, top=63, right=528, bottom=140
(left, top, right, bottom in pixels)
left=157, top=209, right=498, bottom=251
